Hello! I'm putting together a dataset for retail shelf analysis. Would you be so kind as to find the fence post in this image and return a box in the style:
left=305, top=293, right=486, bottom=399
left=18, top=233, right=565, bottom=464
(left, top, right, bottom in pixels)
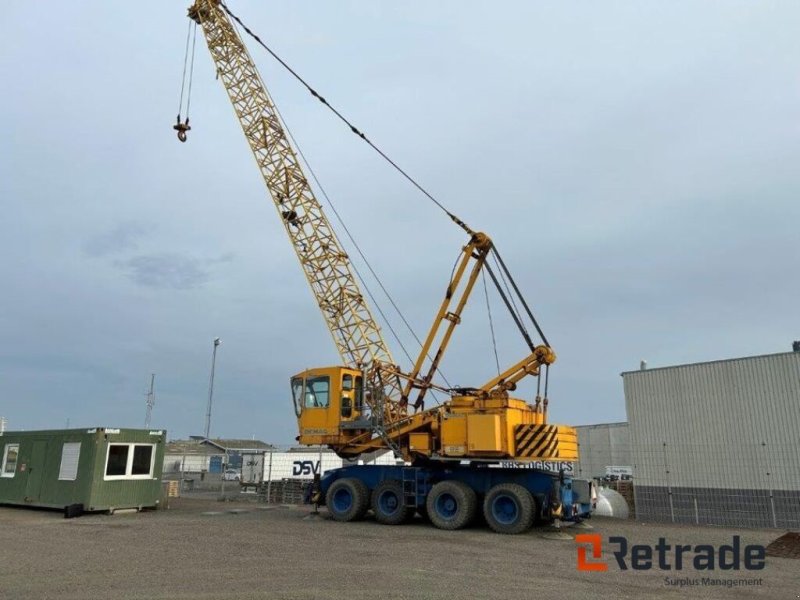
left=762, top=442, right=777, bottom=528
left=180, top=450, right=186, bottom=494
left=662, top=442, right=675, bottom=523
left=266, top=451, right=273, bottom=504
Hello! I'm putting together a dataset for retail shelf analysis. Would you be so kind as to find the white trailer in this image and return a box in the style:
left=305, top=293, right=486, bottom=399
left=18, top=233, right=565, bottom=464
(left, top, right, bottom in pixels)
left=241, top=449, right=399, bottom=486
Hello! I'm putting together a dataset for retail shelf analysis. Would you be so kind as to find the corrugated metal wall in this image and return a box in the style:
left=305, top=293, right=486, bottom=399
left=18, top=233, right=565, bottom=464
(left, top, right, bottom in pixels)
left=623, top=351, right=800, bottom=528
left=575, top=423, right=631, bottom=479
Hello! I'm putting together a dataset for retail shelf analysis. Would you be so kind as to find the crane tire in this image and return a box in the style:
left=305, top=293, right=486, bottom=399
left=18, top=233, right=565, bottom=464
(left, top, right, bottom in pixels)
left=325, top=478, right=369, bottom=522
left=483, top=483, right=536, bottom=534
left=372, top=480, right=414, bottom=525
left=426, top=480, right=477, bottom=530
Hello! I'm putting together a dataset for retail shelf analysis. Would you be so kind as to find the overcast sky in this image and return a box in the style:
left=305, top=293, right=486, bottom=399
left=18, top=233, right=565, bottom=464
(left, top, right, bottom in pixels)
left=1, top=1, right=798, bottom=444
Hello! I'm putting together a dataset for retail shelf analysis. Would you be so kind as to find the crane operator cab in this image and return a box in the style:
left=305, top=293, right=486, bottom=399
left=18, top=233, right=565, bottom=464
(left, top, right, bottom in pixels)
left=291, top=367, right=369, bottom=446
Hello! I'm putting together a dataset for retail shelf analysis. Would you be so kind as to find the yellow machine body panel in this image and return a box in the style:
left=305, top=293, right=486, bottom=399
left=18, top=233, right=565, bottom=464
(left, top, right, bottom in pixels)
left=408, top=432, right=432, bottom=454
left=436, top=395, right=578, bottom=461
left=467, top=414, right=502, bottom=452
left=291, top=376, right=577, bottom=462
left=440, top=414, right=467, bottom=456
left=293, top=367, right=368, bottom=447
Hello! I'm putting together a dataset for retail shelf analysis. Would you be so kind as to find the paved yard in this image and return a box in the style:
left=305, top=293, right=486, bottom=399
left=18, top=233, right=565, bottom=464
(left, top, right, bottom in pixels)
left=0, top=498, right=796, bottom=599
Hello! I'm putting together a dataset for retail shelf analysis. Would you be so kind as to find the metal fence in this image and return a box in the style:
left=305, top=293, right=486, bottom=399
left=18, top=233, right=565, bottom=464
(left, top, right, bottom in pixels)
left=632, top=441, right=800, bottom=529
left=165, top=446, right=396, bottom=504
left=579, top=439, right=800, bottom=529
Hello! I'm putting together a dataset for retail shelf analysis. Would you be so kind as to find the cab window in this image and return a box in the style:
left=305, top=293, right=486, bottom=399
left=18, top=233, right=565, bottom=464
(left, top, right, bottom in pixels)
left=341, top=374, right=354, bottom=418
left=342, top=374, right=353, bottom=391
left=304, top=376, right=330, bottom=408
left=291, top=377, right=304, bottom=416
left=355, top=376, right=363, bottom=411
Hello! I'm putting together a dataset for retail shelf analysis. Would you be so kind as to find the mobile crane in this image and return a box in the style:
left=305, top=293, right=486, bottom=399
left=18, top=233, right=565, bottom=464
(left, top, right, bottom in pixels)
left=182, top=0, right=593, bottom=534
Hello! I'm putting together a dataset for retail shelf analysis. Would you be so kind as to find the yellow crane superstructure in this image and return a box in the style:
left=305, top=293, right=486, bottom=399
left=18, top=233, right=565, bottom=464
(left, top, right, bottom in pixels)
left=183, top=0, right=592, bottom=533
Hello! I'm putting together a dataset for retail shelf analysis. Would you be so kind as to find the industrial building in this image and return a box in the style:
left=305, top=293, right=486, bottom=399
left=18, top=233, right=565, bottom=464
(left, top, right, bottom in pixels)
left=0, top=427, right=166, bottom=514
left=574, top=422, right=631, bottom=480
left=622, top=350, right=800, bottom=528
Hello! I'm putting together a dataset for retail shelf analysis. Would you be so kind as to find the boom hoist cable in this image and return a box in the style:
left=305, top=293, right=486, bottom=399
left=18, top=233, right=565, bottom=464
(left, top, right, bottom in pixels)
left=217, top=1, right=473, bottom=236
left=216, top=4, right=553, bottom=347
left=180, top=0, right=554, bottom=419
left=179, top=1, right=456, bottom=400
left=216, top=2, right=551, bottom=395
left=273, top=100, right=453, bottom=398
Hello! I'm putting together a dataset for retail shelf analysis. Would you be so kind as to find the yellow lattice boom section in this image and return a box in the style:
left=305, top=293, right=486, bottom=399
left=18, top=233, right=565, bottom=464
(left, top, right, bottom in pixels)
left=189, top=1, right=402, bottom=403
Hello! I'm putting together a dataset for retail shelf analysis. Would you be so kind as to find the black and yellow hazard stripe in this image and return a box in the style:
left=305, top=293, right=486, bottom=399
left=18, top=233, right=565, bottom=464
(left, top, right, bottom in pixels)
left=514, top=424, right=560, bottom=458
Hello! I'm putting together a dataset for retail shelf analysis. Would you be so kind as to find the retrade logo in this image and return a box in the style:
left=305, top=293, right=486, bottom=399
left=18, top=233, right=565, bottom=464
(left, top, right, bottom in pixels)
left=575, top=535, right=766, bottom=572
left=576, top=534, right=608, bottom=571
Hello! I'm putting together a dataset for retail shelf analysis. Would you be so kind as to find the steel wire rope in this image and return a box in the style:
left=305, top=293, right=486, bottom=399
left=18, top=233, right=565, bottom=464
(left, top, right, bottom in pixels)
left=228, top=18, right=455, bottom=398
left=210, top=6, right=556, bottom=398
left=275, top=109, right=451, bottom=402
left=185, top=22, right=198, bottom=119
left=490, top=251, right=530, bottom=344
left=176, top=20, right=193, bottom=119
left=484, top=261, right=536, bottom=353
left=491, top=248, right=549, bottom=346
left=219, top=1, right=473, bottom=235
left=481, top=270, right=502, bottom=377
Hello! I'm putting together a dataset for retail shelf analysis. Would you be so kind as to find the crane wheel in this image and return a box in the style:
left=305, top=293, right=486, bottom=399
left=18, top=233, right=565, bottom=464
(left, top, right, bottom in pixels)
left=371, top=480, right=414, bottom=525
left=482, top=483, right=535, bottom=534
left=325, top=478, right=369, bottom=522
left=425, top=480, right=477, bottom=530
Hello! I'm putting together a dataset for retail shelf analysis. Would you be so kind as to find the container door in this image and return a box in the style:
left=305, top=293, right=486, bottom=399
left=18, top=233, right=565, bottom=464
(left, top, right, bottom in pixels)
left=25, top=441, right=48, bottom=502
left=242, top=453, right=263, bottom=484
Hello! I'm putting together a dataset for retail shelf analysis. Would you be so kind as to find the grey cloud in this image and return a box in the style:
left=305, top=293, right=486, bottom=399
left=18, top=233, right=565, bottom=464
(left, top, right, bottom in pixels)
left=83, top=221, right=151, bottom=257
left=2, top=0, right=797, bottom=442
left=114, top=253, right=233, bottom=290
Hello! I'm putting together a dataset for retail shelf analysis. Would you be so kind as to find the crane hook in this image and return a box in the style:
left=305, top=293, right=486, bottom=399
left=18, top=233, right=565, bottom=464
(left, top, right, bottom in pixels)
left=173, top=117, right=191, bottom=142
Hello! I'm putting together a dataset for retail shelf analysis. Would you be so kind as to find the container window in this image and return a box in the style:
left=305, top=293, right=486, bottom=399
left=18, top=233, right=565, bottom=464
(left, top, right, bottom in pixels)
left=104, top=443, right=156, bottom=480
left=131, top=445, right=153, bottom=476
left=58, top=442, right=81, bottom=481
left=106, top=445, right=129, bottom=476
left=1, top=444, right=19, bottom=478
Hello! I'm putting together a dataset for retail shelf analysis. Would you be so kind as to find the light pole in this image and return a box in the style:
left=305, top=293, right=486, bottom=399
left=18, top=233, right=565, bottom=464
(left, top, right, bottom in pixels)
left=204, top=337, right=221, bottom=439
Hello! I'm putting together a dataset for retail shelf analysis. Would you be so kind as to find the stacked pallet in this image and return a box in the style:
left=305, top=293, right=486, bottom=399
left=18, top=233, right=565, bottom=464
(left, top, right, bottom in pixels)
left=258, top=479, right=311, bottom=505
left=608, top=479, right=635, bottom=518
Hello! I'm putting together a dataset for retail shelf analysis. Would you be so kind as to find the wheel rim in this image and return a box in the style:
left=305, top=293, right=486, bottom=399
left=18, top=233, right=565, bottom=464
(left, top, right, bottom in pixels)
left=491, top=494, right=519, bottom=525
left=332, top=487, right=353, bottom=513
left=378, top=489, right=401, bottom=515
left=434, top=492, right=458, bottom=520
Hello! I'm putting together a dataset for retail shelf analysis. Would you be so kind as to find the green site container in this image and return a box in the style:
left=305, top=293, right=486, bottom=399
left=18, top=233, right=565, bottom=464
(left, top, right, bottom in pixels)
left=0, top=427, right=166, bottom=514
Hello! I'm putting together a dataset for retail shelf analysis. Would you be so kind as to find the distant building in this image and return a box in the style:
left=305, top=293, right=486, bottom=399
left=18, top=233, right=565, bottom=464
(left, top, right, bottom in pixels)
left=163, top=437, right=275, bottom=474
left=622, top=350, right=800, bottom=528
left=575, top=422, right=630, bottom=480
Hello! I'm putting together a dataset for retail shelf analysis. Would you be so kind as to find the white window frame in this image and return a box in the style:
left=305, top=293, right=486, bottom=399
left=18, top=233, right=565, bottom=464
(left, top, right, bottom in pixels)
left=58, top=442, right=82, bottom=481
left=1, top=444, right=19, bottom=478
left=103, top=443, right=155, bottom=480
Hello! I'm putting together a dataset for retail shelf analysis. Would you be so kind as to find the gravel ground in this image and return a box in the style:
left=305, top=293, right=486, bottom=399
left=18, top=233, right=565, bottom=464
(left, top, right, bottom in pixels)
left=0, top=498, right=795, bottom=600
